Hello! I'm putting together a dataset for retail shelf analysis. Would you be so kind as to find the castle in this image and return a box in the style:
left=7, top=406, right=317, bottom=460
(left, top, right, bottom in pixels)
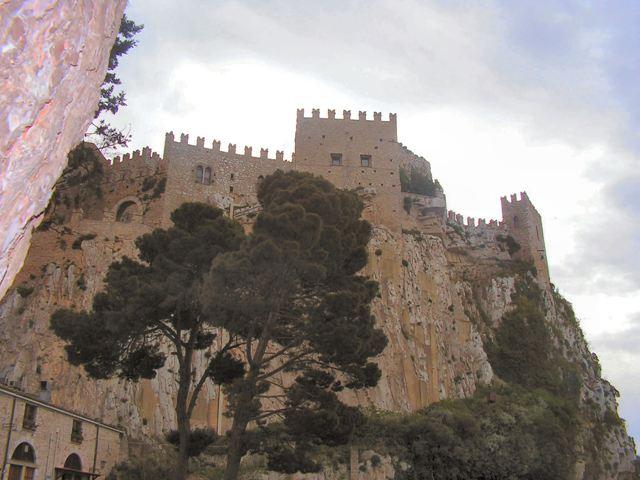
left=100, top=108, right=550, bottom=286
left=3, top=109, right=637, bottom=480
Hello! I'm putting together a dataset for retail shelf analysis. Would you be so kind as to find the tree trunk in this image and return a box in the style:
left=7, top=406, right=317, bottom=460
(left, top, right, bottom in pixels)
left=223, top=371, right=258, bottom=480
left=176, top=406, right=191, bottom=480
left=175, top=349, right=193, bottom=480
left=223, top=419, right=249, bottom=480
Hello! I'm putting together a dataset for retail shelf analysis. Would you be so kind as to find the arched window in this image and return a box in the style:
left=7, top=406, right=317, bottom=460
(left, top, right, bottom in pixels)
left=64, top=453, right=82, bottom=470
left=8, top=443, right=36, bottom=480
left=203, top=167, right=212, bottom=185
left=258, top=175, right=264, bottom=181
left=196, top=165, right=204, bottom=183
left=513, top=215, right=519, bottom=228
left=57, top=453, right=91, bottom=480
left=116, top=201, right=138, bottom=223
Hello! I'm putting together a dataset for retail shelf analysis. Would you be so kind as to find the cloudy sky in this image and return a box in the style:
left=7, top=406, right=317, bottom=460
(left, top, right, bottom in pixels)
left=111, top=0, right=640, bottom=440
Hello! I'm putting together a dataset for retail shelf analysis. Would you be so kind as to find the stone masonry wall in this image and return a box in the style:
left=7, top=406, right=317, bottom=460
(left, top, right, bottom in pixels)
left=162, top=132, right=292, bottom=226
left=0, top=387, right=125, bottom=479
left=501, top=192, right=551, bottom=286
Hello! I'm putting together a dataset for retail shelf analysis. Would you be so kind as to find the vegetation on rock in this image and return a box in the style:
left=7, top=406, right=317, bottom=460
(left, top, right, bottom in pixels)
left=399, top=166, right=440, bottom=197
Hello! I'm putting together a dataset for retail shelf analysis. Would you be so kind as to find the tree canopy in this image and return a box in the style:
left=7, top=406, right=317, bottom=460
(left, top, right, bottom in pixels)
left=51, top=202, right=245, bottom=480
left=202, top=170, right=387, bottom=478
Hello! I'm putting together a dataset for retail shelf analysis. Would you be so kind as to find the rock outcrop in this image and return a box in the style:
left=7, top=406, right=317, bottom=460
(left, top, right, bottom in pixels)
left=0, top=0, right=127, bottom=299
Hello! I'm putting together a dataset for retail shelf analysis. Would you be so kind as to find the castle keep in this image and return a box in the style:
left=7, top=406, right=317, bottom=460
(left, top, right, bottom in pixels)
left=111, top=108, right=549, bottom=285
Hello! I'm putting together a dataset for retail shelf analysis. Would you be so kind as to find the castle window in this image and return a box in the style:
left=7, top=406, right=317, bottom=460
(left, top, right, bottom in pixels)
left=330, top=153, right=342, bottom=166
left=360, top=155, right=371, bottom=167
left=204, top=167, right=212, bottom=185
left=71, top=419, right=83, bottom=443
left=230, top=186, right=234, bottom=193
left=513, top=216, right=519, bottom=228
left=22, top=404, right=37, bottom=430
left=230, top=173, right=234, bottom=180
left=196, top=165, right=204, bottom=183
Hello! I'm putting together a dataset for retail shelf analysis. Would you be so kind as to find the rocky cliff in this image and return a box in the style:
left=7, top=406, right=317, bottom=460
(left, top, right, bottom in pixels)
left=0, top=148, right=636, bottom=479
left=0, top=0, right=127, bottom=299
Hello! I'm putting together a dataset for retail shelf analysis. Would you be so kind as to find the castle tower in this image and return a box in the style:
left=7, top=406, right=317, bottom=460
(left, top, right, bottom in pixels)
left=293, top=108, right=399, bottom=192
left=501, top=192, right=550, bottom=286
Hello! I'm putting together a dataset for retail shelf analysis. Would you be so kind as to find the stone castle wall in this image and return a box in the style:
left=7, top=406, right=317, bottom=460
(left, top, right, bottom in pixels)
left=501, top=192, right=550, bottom=286
left=161, top=132, right=292, bottom=227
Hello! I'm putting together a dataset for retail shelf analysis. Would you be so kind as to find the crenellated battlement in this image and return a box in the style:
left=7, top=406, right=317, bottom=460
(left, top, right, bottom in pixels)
left=447, top=210, right=505, bottom=230
left=109, top=146, right=163, bottom=169
left=296, top=108, right=397, bottom=123
left=165, top=131, right=290, bottom=163
left=499, top=191, right=539, bottom=212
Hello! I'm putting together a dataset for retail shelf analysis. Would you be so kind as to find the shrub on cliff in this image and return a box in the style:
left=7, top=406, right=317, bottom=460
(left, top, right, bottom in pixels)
left=357, top=385, right=578, bottom=480
left=399, top=166, right=439, bottom=197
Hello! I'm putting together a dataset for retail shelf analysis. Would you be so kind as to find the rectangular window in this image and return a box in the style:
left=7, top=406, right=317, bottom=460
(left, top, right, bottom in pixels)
left=360, top=155, right=371, bottom=167
left=22, top=404, right=37, bottom=430
left=71, top=419, right=83, bottom=443
left=330, top=153, right=342, bottom=166
left=8, top=465, right=21, bottom=480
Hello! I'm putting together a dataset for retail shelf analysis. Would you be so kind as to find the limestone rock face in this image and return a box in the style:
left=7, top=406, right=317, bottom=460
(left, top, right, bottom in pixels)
left=0, top=0, right=127, bottom=299
left=0, top=145, right=636, bottom=478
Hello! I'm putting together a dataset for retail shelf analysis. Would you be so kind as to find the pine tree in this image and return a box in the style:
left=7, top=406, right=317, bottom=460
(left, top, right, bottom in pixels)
left=202, top=171, right=388, bottom=479
left=51, top=203, right=245, bottom=480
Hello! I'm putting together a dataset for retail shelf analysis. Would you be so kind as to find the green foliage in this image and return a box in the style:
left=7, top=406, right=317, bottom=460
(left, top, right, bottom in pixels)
left=72, top=233, right=97, bottom=250
left=51, top=202, right=245, bottom=480
left=107, top=451, right=175, bottom=480
left=76, top=273, right=87, bottom=291
left=89, top=14, right=144, bottom=150
left=603, top=409, right=624, bottom=428
left=51, top=202, right=244, bottom=380
left=152, top=177, right=167, bottom=198
left=403, top=196, right=412, bottom=214
left=399, top=166, right=439, bottom=197
left=141, top=176, right=157, bottom=192
left=446, top=220, right=466, bottom=239
left=356, top=385, right=579, bottom=480
left=16, top=285, right=34, bottom=298
left=202, top=170, right=387, bottom=477
left=497, top=234, right=521, bottom=255
left=166, top=428, right=218, bottom=457
left=58, top=144, right=105, bottom=199
left=486, top=280, right=581, bottom=399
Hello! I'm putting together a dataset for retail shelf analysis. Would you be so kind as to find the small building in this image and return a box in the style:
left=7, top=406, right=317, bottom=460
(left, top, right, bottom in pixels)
left=0, top=385, right=125, bottom=480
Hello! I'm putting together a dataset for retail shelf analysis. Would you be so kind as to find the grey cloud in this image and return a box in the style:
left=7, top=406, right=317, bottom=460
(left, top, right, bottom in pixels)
left=592, top=313, right=640, bottom=355
left=117, top=1, right=640, bottom=293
